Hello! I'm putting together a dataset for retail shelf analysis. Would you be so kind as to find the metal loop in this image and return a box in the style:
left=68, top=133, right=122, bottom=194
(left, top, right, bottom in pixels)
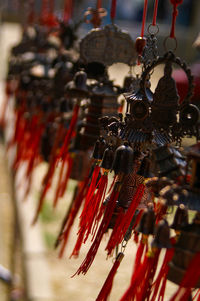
left=121, top=239, right=128, bottom=253
left=163, top=36, right=177, bottom=52
left=147, top=24, right=159, bottom=36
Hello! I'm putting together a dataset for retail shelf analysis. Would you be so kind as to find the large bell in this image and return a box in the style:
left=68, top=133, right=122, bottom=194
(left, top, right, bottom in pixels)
left=112, top=142, right=134, bottom=175
left=167, top=213, right=200, bottom=287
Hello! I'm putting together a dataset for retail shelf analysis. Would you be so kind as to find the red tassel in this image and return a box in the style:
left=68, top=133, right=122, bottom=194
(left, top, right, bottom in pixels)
left=135, top=249, right=161, bottom=301
left=59, top=104, right=79, bottom=160
left=72, top=187, right=120, bottom=275
left=70, top=166, right=104, bottom=256
left=155, top=201, right=167, bottom=224
left=106, top=184, right=145, bottom=256
left=195, top=289, right=200, bottom=301
left=52, top=104, right=79, bottom=205
left=53, top=154, right=73, bottom=208
left=119, top=248, right=160, bottom=301
left=84, top=173, right=108, bottom=242
left=58, top=177, right=90, bottom=258
left=96, top=253, right=124, bottom=301
left=150, top=240, right=175, bottom=301
left=170, top=251, right=200, bottom=301
left=41, top=123, right=65, bottom=196
left=32, top=123, right=65, bottom=223
left=23, top=117, right=44, bottom=198
left=132, top=234, right=148, bottom=277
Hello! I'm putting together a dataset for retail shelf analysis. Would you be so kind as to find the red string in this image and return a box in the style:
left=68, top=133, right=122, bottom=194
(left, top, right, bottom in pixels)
left=152, top=0, right=159, bottom=26
left=96, top=0, right=102, bottom=9
left=110, top=0, right=117, bottom=21
left=27, top=0, right=35, bottom=24
left=141, top=0, right=148, bottom=37
left=49, top=0, right=54, bottom=14
left=169, top=0, right=183, bottom=38
left=63, top=0, right=73, bottom=23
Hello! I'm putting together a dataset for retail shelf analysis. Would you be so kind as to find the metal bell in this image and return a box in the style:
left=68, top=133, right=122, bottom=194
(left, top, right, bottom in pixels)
left=137, top=204, right=155, bottom=235
left=112, top=142, right=134, bottom=175
left=65, top=70, right=89, bottom=99
left=171, top=204, right=188, bottom=231
left=167, top=214, right=200, bottom=287
left=92, top=137, right=106, bottom=160
left=101, top=145, right=114, bottom=170
left=152, top=219, right=171, bottom=249
left=137, top=155, right=152, bottom=178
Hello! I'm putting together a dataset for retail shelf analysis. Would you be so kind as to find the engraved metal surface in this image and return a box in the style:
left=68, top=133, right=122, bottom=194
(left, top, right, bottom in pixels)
left=80, top=24, right=135, bottom=66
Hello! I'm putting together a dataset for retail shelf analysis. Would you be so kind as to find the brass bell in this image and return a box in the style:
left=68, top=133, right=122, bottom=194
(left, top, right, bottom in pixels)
left=137, top=204, right=155, bottom=235
left=65, top=70, right=89, bottom=99
left=137, top=154, right=153, bottom=179
left=101, top=145, right=114, bottom=170
left=112, top=142, right=134, bottom=175
left=171, top=204, right=188, bottom=231
left=152, top=219, right=171, bottom=249
left=92, top=137, right=106, bottom=160
left=167, top=214, right=200, bottom=287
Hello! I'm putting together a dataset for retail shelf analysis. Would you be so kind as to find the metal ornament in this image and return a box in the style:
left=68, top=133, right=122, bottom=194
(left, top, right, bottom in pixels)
left=80, top=24, right=136, bottom=66
left=141, top=33, right=158, bottom=67
left=121, top=51, right=200, bottom=146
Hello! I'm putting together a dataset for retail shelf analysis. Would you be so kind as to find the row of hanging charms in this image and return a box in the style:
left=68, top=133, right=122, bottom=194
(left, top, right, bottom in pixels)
left=53, top=0, right=138, bottom=258
left=4, top=0, right=200, bottom=300
left=4, top=1, right=82, bottom=202
left=3, top=0, right=86, bottom=205
left=65, top=0, right=200, bottom=300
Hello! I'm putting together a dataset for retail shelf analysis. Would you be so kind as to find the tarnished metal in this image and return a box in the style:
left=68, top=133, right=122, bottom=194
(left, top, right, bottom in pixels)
left=80, top=24, right=135, bottom=66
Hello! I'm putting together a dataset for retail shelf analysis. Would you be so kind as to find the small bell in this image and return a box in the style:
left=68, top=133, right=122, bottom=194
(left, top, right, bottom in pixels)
left=101, top=145, right=114, bottom=170
left=171, top=204, right=188, bottom=231
left=112, top=142, right=134, bottom=175
left=137, top=204, right=155, bottom=235
left=92, top=137, right=106, bottom=160
left=152, top=219, right=171, bottom=249
left=65, top=70, right=89, bottom=99
left=137, top=154, right=152, bottom=179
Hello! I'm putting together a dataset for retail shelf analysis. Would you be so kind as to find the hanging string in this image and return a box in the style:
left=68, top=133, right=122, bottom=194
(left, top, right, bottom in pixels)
left=110, top=0, right=117, bottom=22
left=27, top=0, right=35, bottom=24
left=152, top=0, right=159, bottom=26
left=169, top=0, right=183, bottom=38
left=49, top=0, right=54, bottom=14
left=40, top=0, right=49, bottom=22
left=63, top=0, right=73, bottom=23
left=141, top=0, right=148, bottom=37
left=96, top=0, right=102, bottom=9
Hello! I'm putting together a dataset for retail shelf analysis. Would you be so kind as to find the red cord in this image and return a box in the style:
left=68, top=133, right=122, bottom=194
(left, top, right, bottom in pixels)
left=152, top=0, right=159, bottom=26
left=63, top=0, right=73, bottom=23
left=96, top=0, right=102, bottom=9
left=141, top=0, right=148, bottom=37
left=169, top=0, right=183, bottom=38
left=49, top=0, right=54, bottom=14
left=110, top=0, right=117, bottom=21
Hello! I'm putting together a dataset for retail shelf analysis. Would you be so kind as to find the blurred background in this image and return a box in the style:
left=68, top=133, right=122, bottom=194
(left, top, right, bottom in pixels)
left=0, top=1, right=200, bottom=301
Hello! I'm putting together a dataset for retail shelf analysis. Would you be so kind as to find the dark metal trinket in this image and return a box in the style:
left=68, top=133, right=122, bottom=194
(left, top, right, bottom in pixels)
left=141, top=34, right=158, bottom=67
left=80, top=24, right=135, bottom=66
